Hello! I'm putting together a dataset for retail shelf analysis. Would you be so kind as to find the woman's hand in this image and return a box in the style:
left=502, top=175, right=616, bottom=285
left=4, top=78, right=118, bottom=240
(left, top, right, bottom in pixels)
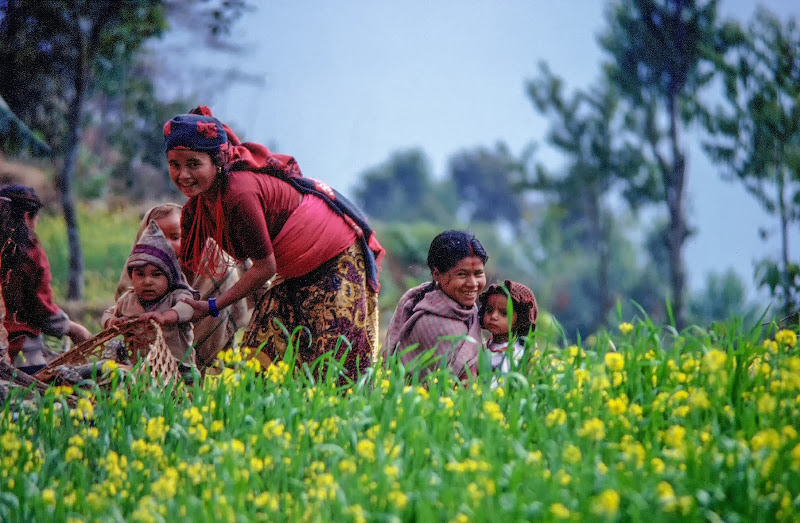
left=68, top=321, right=91, bottom=343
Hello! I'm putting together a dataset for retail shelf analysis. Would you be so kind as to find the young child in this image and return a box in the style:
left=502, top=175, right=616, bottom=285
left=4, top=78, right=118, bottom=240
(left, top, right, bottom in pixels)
left=115, top=204, right=255, bottom=369
left=103, top=220, right=198, bottom=375
left=478, top=279, right=538, bottom=387
left=0, top=185, right=91, bottom=374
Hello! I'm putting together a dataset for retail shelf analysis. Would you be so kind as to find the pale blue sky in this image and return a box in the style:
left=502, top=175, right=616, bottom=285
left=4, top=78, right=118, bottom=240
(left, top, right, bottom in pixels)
left=162, top=0, right=800, bottom=300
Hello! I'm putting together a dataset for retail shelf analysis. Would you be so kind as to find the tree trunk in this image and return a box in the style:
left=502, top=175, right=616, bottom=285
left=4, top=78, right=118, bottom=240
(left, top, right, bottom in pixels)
left=665, top=92, right=688, bottom=330
left=587, top=187, right=611, bottom=332
left=56, top=30, right=88, bottom=301
left=777, top=167, right=792, bottom=317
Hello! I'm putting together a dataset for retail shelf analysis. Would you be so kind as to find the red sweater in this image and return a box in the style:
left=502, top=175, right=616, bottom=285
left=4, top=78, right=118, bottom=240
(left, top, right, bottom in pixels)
left=183, top=170, right=356, bottom=277
left=2, top=242, right=70, bottom=356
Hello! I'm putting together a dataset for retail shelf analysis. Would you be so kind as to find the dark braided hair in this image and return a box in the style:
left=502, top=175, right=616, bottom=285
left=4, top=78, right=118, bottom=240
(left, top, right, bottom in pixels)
left=0, top=185, right=43, bottom=268
left=411, top=230, right=488, bottom=307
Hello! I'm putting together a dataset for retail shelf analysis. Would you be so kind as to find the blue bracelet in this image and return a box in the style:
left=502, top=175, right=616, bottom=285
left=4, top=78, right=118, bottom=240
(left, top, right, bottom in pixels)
left=208, top=298, right=220, bottom=318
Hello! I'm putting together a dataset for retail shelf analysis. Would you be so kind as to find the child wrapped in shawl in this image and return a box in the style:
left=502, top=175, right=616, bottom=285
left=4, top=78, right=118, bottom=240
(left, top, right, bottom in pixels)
left=115, top=204, right=255, bottom=369
left=103, top=221, right=199, bottom=371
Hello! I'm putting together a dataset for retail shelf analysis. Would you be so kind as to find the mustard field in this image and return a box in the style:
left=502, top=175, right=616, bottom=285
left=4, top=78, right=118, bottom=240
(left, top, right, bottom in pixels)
left=2, top=320, right=799, bottom=522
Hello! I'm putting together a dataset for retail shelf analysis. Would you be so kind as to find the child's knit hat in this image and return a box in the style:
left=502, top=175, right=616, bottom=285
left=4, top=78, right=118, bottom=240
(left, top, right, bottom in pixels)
left=127, top=221, right=195, bottom=294
left=479, top=280, right=538, bottom=334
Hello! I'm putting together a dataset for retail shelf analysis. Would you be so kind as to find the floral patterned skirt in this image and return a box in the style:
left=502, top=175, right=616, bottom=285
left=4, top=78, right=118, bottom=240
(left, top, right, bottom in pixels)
left=242, top=242, right=379, bottom=382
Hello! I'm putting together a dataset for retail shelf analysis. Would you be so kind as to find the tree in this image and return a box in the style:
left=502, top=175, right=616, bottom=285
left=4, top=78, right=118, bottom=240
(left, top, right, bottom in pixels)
left=524, top=64, right=654, bottom=332
left=0, top=1, right=167, bottom=299
left=599, top=0, right=740, bottom=328
left=703, top=7, right=800, bottom=317
left=0, top=94, right=50, bottom=156
left=448, top=143, right=525, bottom=227
left=689, top=269, right=758, bottom=325
left=353, top=149, right=458, bottom=224
left=0, top=0, right=250, bottom=299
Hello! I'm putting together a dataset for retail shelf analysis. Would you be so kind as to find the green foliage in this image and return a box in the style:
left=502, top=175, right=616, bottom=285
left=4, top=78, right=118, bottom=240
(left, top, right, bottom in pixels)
left=0, top=95, right=51, bottom=156
left=354, top=149, right=458, bottom=223
left=703, top=7, right=800, bottom=316
left=35, top=205, right=141, bottom=312
left=689, top=269, right=761, bottom=325
left=1, top=319, right=799, bottom=520
left=0, top=1, right=168, bottom=153
left=448, top=143, right=525, bottom=225
left=597, top=0, right=741, bottom=328
left=756, top=259, right=800, bottom=314
left=523, top=64, right=656, bottom=335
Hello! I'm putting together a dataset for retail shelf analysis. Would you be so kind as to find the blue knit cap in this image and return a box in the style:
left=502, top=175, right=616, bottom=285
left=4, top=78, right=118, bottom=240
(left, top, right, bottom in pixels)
left=163, top=113, right=228, bottom=154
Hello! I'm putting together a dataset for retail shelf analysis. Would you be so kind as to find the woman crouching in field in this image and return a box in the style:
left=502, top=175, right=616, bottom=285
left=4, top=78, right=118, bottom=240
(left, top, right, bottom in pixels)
left=382, top=230, right=488, bottom=381
left=0, top=185, right=90, bottom=374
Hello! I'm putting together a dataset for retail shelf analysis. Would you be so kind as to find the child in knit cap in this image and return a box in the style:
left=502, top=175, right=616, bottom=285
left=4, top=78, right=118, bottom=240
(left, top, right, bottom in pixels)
left=478, top=280, right=538, bottom=388
left=103, top=221, right=199, bottom=377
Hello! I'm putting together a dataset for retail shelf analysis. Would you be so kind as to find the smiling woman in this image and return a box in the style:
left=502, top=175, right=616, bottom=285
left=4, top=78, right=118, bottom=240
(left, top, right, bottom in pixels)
left=382, top=230, right=488, bottom=381
left=162, top=106, right=385, bottom=383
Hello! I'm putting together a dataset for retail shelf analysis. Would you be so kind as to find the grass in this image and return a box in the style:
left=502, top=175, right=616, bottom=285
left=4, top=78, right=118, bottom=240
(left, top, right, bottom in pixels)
left=35, top=204, right=142, bottom=332
left=1, top=318, right=799, bottom=522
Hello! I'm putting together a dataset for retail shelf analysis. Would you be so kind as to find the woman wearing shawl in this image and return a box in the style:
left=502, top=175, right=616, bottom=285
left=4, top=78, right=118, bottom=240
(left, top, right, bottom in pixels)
left=115, top=203, right=255, bottom=369
left=382, top=230, right=488, bottom=381
left=163, top=106, right=384, bottom=382
left=0, top=185, right=91, bottom=373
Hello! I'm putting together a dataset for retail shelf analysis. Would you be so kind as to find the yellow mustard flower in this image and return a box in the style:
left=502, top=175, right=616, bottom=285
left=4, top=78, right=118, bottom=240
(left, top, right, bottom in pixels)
left=591, top=489, right=620, bottom=517
left=546, top=408, right=567, bottom=428
left=605, top=352, right=625, bottom=371
left=775, top=329, right=797, bottom=348
left=549, top=503, right=571, bottom=519
left=577, top=418, right=606, bottom=441
left=618, top=322, right=634, bottom=335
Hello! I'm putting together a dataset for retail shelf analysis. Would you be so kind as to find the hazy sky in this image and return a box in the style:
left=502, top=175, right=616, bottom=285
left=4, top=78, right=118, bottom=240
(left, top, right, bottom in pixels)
left=164, top=0, right=800, bottom=300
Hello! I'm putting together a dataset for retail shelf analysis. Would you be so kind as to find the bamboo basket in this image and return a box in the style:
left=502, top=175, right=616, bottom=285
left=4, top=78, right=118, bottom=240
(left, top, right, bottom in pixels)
left=33, top=318, right=180, bottom=385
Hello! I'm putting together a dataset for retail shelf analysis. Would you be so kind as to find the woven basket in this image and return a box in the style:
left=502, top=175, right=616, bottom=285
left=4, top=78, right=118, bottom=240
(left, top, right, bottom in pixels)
left=34, top=319, right=180, bottom=385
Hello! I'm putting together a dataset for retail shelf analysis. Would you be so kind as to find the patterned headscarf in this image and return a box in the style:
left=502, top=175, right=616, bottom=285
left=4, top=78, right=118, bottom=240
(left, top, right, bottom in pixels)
left=479, top=280, right=538, bottom=336
left=163, top=112, right=229, bottom=154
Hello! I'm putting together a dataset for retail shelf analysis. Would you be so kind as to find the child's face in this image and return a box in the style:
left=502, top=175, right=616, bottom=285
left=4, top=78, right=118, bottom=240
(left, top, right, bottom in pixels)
left=155, top=212, right=181, bottom=255
left=483, top=293, right=517, bottom=340
left=131, top=264, right=169, bottom=302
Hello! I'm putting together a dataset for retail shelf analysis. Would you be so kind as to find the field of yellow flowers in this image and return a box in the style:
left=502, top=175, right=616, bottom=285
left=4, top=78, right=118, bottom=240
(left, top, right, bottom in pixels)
left=1, top=320, right=799, bottom=522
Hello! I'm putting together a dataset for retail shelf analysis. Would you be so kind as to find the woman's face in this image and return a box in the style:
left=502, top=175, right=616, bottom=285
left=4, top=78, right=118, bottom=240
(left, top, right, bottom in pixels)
left=433, top=256, right=486, bottom=308
left=24, top=211, right=39, bottom=233
left=155, top=212, right=181, bottom=255
left=167, top=149, right=218, bottom=198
